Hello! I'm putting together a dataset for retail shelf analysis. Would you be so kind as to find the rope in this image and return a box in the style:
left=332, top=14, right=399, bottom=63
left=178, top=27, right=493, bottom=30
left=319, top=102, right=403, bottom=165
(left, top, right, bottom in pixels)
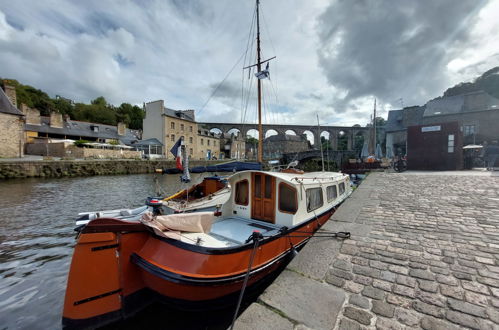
left=230, top=231, right=262, bottom=330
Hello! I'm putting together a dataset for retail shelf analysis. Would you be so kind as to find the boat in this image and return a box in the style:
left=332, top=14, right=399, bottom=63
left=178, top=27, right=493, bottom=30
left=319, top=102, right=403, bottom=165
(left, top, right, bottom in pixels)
left=62, top=1, right=352, bottom=328
left=62, top=170, right=351, bottom=328
left=74, top=161, right=263, bottom=226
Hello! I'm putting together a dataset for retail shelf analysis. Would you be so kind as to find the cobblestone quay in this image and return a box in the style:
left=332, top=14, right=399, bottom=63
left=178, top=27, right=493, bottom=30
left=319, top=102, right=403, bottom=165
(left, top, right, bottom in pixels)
left=234, top=171, right=499, bottom=330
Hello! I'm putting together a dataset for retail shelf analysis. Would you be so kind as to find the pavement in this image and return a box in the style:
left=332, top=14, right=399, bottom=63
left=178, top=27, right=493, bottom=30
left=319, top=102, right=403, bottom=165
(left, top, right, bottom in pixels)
left=234, top=171, right=499, bottom=330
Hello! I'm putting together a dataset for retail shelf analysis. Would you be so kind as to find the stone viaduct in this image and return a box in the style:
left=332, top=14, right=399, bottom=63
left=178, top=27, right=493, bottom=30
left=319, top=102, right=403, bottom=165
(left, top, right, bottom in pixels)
left=199, top=122, right=372, bottom=150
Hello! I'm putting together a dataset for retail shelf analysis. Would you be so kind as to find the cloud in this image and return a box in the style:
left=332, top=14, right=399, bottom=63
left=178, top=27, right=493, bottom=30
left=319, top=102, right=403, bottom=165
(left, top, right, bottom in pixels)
left=0, top=0, right=497, bottom=128
left=316, top=0, right=489, bottom=112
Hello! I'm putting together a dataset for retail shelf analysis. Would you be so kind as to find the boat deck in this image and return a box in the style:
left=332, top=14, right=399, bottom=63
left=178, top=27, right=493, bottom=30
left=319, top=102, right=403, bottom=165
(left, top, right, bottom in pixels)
left=181, top=216, right=282, bottom=248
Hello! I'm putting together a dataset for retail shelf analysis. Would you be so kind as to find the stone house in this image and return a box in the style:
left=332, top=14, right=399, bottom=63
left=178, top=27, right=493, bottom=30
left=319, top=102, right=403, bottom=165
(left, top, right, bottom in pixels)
left=220, top=132, right=246, bottom=160
left=197, top=128, right=221, bottom=160
left=263, top=134, right=311, bottom=160
left=143, top=100, right=222, bottom=160
left=0, top=84, right=25, bottom=158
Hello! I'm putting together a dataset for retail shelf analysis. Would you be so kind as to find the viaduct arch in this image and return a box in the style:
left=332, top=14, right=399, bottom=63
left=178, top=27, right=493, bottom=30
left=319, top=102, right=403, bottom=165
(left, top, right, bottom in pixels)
left=200, top=122, right=372, bottom=151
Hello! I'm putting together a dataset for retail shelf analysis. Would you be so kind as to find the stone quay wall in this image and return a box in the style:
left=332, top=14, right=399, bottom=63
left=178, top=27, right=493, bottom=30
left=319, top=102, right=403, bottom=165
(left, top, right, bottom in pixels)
left=0, top=159, right=224, bottom=179
left=235, top=171, right=499, bottom=330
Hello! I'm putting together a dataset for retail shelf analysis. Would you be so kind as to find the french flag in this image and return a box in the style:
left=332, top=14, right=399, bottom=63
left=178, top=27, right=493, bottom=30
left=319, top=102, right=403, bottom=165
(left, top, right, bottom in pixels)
left=170, top=137, right=183, bottom=170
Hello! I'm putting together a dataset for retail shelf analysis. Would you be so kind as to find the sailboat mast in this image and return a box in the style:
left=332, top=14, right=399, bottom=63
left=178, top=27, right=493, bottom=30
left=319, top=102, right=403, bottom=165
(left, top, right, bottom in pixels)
left=256, top=0, right=263, bottom=163
left=373, top=98, right=377, bottom=153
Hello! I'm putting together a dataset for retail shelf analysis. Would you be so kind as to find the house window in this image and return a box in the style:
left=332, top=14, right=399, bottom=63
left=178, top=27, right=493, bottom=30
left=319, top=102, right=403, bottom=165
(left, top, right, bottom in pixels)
left=171, top=122, right=175, bottom=129
left=201, top=139, right=204, bottom=145
left=327, top=185, right=338, bottom=202
left=339, top=182, right=345, bottom=195
left=207, top=140, right=210, bottom=146
left=189, top=137, right=193, bottom=144
left=171, top=134, right=175, bottom=142
left=189, top=126, right=193, bottom=132
left=235, top=180, right=249, bottom=205
left=306, top=188, right=323, bottom=212
left=448, top=134, right=454, bottom=153
left=181, top=124, right=184, bottom=131
left=189, top=148, right=193, bottom=155
left=463, top=125, right=475, bottom=136
left=279, top=183, right=297, bottom=214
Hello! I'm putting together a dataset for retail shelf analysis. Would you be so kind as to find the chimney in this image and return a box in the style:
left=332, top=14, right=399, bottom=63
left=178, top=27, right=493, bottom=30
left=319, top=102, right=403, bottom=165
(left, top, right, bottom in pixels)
left=23, top=104, right=41, bottom=125
left=63, top=114, right=70, bottom=122
left=117, top=122, right=126, bottom=136
left=3, top=83, right=17, bottom=108
left=50, top=112, right=63, bottom=128
left=184, top=109, right=195, bottom=121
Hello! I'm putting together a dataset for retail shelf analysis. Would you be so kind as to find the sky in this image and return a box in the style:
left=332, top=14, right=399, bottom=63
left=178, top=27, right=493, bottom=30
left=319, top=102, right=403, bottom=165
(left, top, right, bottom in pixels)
left=1, top=0, right=499, bottom=128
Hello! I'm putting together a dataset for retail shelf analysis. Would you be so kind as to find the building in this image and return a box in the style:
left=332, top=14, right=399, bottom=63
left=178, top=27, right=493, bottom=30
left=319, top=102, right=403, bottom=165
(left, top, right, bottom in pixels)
left=220, top=132, right=246, bottom=160
left=23, top=106, right=139, bottom=145
left=143, top=100, right=222, bottom=160
left=263, top=134, right=311, bottom=160
left=197, top=128, right=221, bottom=160
left=0, top=84, right=25, bottom=158
left=385, top=90, right=499, bottom=156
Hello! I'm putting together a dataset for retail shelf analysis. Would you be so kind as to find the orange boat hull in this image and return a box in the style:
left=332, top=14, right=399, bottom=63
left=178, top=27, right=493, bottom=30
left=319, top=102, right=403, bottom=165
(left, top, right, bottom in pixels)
left=62, top=208, right=334, bottom=329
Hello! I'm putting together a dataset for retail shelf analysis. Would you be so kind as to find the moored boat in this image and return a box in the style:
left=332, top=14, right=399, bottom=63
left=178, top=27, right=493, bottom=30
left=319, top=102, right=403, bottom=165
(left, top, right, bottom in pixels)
left=62, top=170, right=351, bottom=328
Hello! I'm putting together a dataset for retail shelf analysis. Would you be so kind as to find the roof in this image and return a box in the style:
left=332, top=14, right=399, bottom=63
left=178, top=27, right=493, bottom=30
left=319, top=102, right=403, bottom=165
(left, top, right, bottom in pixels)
left=424, top=90, right=499, bottom=117
left=385, top=106, right=425, bottom=132
left=265, top=134, right=307, bottom=142
left=385, top=109, right=404, bottom=132
left=133, top=138, right=163, bottom=146
left=25, top=117, right=139, bottom=142
left=164, top=108, right=196, bottom=122
left=229, top=170, right=347, bottom=187
left=0, top=87, right=24, bottom=116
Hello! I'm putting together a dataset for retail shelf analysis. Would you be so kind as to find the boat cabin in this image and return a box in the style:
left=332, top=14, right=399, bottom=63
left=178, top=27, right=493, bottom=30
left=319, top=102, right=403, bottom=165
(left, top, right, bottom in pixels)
left=221, top=171, right=350, bottom=228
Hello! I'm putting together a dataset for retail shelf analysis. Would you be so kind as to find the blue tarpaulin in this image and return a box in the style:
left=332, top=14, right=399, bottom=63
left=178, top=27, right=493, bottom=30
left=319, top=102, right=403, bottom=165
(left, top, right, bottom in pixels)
left=162, top=161, right=262, bottom=174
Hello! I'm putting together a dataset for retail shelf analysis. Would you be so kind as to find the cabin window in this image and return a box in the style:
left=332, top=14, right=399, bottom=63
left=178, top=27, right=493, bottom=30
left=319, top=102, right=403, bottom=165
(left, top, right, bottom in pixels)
left=339, top=182, right=345, bottom=195
left=279, top=183, right=297, bottom=214
left=235, top=180, right=249, bottom=205
left=265, top=176, right=272, bottom=198
left=254, top=175, right=262, bottom=198
left=306, top=188, right=323, bottom=212
left=327, top=185, right=338, bottom=202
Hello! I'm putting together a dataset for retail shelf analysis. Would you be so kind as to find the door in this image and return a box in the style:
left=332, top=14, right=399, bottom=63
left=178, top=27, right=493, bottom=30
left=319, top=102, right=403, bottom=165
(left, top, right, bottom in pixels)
left=251, top=173, right=275, bottom=223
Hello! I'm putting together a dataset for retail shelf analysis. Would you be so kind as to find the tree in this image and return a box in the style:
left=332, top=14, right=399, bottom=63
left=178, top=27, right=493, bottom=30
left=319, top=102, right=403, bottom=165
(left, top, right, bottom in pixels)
left=116, top=103, right=145, bottom=130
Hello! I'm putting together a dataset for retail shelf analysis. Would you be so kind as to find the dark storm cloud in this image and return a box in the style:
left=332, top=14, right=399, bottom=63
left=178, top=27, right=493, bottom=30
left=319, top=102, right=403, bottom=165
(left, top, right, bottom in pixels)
left=317, top=0, right=488, bottom=111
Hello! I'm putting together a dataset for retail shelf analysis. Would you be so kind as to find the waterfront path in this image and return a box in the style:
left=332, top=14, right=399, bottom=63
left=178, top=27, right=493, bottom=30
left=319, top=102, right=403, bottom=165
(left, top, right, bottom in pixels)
left=234, top=171, right=499, bottom=329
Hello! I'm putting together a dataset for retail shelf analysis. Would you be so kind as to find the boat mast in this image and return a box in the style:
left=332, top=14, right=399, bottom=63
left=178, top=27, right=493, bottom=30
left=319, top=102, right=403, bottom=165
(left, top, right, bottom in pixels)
left=317, top=114, right=325, bottom=171
left=373, top=98, right=377, bottom=154
left=256, top=0, right=263, bottom=163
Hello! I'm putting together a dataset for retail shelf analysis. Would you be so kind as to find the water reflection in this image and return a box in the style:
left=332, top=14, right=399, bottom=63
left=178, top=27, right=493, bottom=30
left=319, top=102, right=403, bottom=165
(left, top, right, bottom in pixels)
left=0, top=173, right=209, bottom=329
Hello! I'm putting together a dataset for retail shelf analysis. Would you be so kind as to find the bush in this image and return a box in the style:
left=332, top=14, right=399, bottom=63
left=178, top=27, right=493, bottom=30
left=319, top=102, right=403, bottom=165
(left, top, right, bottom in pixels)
left=74, top=139, right=91, bottom=147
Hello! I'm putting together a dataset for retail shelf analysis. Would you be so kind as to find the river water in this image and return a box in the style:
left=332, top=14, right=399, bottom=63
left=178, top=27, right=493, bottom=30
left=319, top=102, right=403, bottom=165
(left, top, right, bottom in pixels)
left=0, top=173, right=239, bottom=330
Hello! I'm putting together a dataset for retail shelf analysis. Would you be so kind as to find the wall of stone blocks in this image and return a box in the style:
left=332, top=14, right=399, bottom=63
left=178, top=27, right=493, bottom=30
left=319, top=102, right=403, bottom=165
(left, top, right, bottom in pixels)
left=0, top=113, right=24, bottom=158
